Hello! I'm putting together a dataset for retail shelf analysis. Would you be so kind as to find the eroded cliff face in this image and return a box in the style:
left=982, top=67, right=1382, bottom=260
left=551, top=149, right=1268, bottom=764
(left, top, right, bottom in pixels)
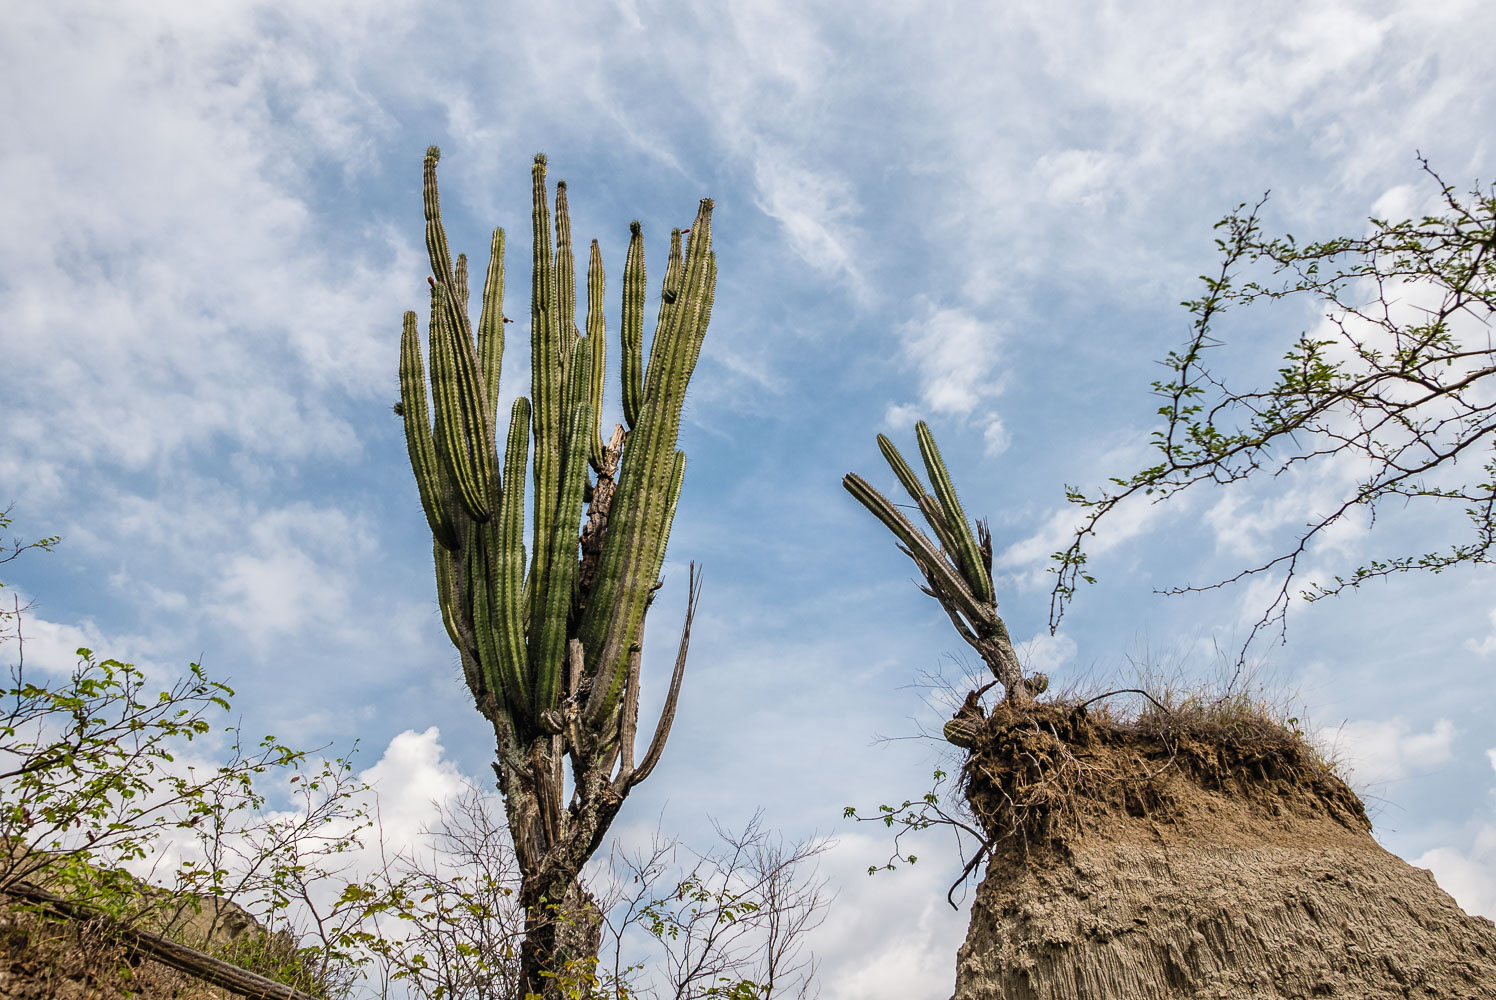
left=951, top=703, right=1496, bottom=1000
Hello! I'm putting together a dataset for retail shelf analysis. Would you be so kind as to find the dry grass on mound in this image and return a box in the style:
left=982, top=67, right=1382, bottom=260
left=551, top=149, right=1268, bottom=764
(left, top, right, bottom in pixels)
left=959, top=688, right=1370, bottom=858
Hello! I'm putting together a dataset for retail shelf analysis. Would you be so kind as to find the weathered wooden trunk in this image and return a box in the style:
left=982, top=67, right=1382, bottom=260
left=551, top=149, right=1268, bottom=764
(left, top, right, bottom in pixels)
left=950, top=703, right=1496, bottom=1000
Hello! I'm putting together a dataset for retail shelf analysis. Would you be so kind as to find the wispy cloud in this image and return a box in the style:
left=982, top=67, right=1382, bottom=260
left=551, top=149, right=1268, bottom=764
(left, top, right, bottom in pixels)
left=1320, top=717, right=1457, bottom=789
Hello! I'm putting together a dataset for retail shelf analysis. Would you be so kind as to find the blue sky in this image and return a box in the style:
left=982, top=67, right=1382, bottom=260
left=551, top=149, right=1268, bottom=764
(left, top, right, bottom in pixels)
left=4, top=1, right=1495, bottom=995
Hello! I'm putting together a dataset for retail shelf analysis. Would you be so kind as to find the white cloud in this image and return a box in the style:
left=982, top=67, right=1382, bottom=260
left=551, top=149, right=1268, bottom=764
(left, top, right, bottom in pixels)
left=751, top=146, right=866, bottom=296
left=1320, top=717, right=1457, bottom=788
left=1, top=599, right=185, bottom=687
left=1414, top=823, right=1496, bottom=920
left=1017, top=631, right=1076, bottom=676
left=982, top=416, right=1011, bottom=457
left=203, top=503, right=375, bottom=645
left=898, top=301, right=1003, bottom=419
left=1465, top=607, right=1496, bottom=657
left=997, top=485, right=1178, bottom=591
left=0, top=0, right=415, bottom=516
left=1202, top=452, right=1373, bottom=565
left=883, top=403, right=921, bottom=432
left=807, top=831, right=970, bottom=1000
left=1037, top=149, right=1123, bottom=209
left=359, top=727, right=473, bottom=851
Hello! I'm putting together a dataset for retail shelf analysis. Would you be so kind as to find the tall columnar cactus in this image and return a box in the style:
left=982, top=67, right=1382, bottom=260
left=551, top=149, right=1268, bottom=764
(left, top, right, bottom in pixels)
left=397, top=147, right=715, bottom=996
left=844, top=422, right=1042, bottom=717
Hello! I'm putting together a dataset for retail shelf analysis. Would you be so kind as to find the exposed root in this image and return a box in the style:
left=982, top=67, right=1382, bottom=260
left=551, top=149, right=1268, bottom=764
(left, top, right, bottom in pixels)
left=958, top=698, right=1368, bottom=860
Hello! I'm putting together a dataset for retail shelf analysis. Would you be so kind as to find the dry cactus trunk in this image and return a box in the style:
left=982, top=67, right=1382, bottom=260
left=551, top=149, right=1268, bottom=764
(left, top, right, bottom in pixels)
left=398, top=148, right=714, bottom=997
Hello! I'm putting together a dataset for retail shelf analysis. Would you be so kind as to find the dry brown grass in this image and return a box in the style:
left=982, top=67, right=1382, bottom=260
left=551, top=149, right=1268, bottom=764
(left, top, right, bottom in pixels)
left=957, top=681, right=1367, bottom=860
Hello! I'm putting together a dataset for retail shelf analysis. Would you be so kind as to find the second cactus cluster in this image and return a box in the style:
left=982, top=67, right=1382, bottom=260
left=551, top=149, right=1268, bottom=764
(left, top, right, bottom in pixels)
left=399, top=147, right=716, bottom=762
left=845, top=422, right=1041, bottom=733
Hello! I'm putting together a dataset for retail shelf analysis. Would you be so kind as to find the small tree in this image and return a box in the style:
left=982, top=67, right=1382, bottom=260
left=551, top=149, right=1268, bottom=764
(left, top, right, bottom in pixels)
left=396, top=149, right=716, bottom=996
left=349, top=790, right=829, bottom=1000
left=1051, top=160, right=1496, bottom=656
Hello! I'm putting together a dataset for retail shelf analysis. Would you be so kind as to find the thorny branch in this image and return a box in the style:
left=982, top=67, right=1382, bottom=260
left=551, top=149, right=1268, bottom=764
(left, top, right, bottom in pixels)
left=1051, top=160, right=1496, bottom=663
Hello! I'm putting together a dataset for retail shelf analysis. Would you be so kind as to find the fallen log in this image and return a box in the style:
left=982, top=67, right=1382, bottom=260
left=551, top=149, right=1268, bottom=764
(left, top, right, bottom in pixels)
left=3, top=879, right=326, bottom=1000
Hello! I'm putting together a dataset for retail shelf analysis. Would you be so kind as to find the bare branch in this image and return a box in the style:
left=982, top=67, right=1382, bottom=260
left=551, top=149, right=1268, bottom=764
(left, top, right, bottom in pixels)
left=627, top=564, right=701, bottom=792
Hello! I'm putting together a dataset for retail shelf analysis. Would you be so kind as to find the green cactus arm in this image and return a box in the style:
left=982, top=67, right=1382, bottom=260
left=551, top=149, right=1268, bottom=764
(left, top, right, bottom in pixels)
left=625, top=563, right=700, bottom=790
left=468, top=523, right=507, bottom=706
left=477, top=227, right=506, bottom=421
left=842, top=472, right=991, bottom=630
left=495, top=397, right=532, bottom=717
left=428, top=282, right=496, bottom=521
left=642, top=227, right=685, bottom=403
left=422, top=147, right=457, bottom=288
left=655, top=449, right=686, bottom=571
left=423, top=148, right=479, bottom=351
left=876, top=432, right=965, bottom=558
left=915, top=422, right=993, bottom=603
left=620, top=221, right=646, bottom=430
left=587, top=206, right=712, bottom=597
left=455, top=252, right=470, bottom=325
left=580, top=225, right=695, bottom=660
left=684, top=252, right=717, bottom=375
left=586, top=240, right=608, bottom=471
left=433, top=539, right=465, bottom=653
left=530, top=155, right=563, bottom=599
left=915, top=493, right=967, bottom=569
left=531, top=338, right=594, bottom=719
left=555, top=181, right=578, bottom=348
left=590, top=445, right=686, bottom=729
left=647, top=215, right=715, bottom=412
left=877, top=434, right=928, bottom=506
left=587, top=323, right=607, bottom=473
left=400, top=311, right=458, bottom=550
left=585, top=239, right=606, bottom=341
left=582, top=201, right=714, bottom=724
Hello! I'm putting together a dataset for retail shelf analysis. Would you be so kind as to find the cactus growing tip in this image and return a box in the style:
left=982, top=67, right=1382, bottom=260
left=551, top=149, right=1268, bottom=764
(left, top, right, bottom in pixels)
left=426, top=145, right=441, bottom=161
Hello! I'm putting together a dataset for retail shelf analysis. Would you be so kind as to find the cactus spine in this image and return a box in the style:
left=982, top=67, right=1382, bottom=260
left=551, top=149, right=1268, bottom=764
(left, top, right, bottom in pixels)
left=397, top=147, right=715, bottom=995
left=845, top=421, right=1038, bottom=706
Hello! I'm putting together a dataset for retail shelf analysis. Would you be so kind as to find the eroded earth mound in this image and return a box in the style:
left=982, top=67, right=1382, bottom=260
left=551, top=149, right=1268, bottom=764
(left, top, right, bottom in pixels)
left=951, top=701, right=1496, bottom=1000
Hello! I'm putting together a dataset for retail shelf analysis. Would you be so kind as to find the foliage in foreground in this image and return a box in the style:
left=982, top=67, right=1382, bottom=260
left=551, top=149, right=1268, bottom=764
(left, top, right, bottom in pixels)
left=0, top=510, right=372, bottom=997
left=2, top=511, right=827, bottom=999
